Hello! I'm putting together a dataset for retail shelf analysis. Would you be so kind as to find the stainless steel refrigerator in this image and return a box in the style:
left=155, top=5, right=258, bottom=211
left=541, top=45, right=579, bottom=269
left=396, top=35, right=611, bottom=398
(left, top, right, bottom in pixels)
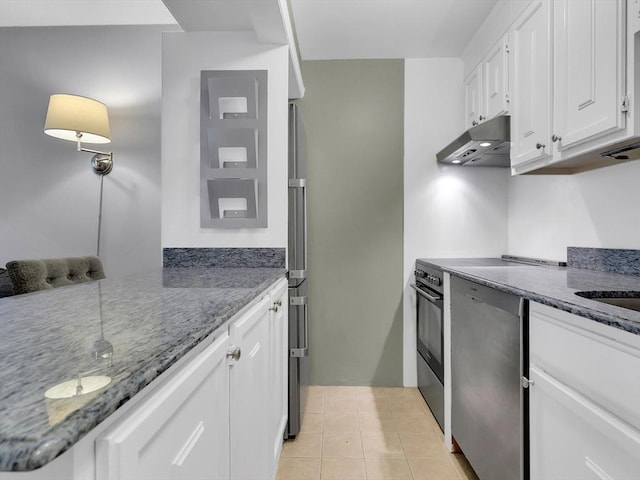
left=287, top=102, right=309, bottom=438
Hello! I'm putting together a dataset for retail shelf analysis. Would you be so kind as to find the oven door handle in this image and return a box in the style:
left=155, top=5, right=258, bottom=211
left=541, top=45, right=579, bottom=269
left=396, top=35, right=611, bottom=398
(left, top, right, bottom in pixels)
left=410, top=284, right=442, bottom=303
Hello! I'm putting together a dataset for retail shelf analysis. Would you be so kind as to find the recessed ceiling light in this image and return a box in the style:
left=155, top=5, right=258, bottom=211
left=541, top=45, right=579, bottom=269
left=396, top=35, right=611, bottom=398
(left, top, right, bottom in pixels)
left=480, top=142, right=492, bottom=147
left=452, top=159, right=462, bottom=164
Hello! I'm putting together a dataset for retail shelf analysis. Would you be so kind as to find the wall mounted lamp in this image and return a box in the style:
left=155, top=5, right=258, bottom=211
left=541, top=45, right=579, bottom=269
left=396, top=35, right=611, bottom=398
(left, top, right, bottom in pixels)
left=43, top=94, right=114, bottom=256
left=44, top=94, right=114, bottom=175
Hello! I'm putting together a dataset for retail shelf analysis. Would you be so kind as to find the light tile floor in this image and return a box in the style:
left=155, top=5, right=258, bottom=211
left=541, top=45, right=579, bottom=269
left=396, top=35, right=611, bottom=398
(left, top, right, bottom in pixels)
left=277, top=386, right=480, bottom=480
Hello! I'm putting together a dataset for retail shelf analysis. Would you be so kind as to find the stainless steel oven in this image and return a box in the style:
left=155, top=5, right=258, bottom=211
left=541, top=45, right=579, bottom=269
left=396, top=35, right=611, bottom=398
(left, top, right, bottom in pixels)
left=413, top=260, right=445, bottom=431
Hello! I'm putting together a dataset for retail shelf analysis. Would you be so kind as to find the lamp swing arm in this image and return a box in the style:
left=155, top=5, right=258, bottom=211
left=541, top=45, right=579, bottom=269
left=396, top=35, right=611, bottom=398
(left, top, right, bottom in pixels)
left=75, top=132, right=113, bottom=176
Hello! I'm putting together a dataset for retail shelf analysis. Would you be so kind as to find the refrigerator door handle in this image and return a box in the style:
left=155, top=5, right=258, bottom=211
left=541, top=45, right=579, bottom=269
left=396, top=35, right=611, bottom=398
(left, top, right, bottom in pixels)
left=288, top=178, right=307, bottom=274
left=290, top=297, right=309, bottom=358
left=289, top=270, right=307, bottom=279
left=288, top=179, right=306, bottom=188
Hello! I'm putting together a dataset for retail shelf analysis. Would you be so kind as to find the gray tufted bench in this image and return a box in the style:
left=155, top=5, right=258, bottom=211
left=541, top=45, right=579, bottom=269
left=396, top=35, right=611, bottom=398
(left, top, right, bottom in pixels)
left=5, top=256, right=105, bottom=295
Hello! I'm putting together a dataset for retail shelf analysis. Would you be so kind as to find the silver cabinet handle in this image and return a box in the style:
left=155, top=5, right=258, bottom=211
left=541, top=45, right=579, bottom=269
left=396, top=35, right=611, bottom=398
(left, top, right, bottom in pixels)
left=551, top=134, right=562, bottom=143
left=275, top=299, right=282, bottom=307
left=472, top=120, right=478, bottom=127
left=479, top=115, right=486, bottom=121
left=536, top=142, right=546, bottom=150
left=226, top=346, right=241, bottom=361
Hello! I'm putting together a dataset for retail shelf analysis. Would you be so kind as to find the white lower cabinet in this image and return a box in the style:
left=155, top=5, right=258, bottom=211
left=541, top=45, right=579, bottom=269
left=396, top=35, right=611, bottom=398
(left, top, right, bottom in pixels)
left=529, top=302, right=640, bottom=480
left=96, top=278, right=288, bottom=480
left=530, top=365, right=640, bottom=480
left=96, top=332, right=231, bottom=480
left=268, top=280, right=288, bottom=473
left=229, top=295, right=272, bottom=480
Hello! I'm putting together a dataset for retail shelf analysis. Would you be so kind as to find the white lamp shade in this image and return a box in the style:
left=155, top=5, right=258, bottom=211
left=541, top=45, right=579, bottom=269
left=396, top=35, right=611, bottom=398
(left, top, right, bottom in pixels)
left=44, top=94, right=111, bottom=144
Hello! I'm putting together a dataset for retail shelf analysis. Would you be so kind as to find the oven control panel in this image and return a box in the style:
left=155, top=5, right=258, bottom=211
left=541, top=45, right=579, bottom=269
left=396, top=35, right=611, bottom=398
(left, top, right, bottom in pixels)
left=414, top=263, right=443, bottom=292
left=421, top=274, right=441, bottom=287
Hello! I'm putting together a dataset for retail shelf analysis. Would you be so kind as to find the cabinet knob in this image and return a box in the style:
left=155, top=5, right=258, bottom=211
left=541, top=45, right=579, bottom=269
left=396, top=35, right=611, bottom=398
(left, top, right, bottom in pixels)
left=472, top=120, right=478, bottom=127
left=479, top=115, right=486, bottom=121
left=226, top=346, right=241, bottom=361
left=521, top=376, right=534, bottom=389
left=536, top=142, right=546, bottom=150
left=270, top=299, right=283, bottom=312
left=552, top=134, right=562, bottom=143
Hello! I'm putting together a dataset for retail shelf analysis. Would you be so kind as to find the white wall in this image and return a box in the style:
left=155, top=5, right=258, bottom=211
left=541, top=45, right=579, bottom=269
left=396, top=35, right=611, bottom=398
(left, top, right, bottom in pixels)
left=403, top=58, right=509, bottom=385
left=508, top=162, right=640, bottom=259
left=161, top=32, right=288, bottom=249
left=0, top=26, right=168, bottom=276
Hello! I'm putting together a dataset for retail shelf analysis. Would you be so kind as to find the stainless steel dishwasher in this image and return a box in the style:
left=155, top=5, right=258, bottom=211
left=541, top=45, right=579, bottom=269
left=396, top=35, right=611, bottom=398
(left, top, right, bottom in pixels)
left=451, top=276, right=529, bottom=480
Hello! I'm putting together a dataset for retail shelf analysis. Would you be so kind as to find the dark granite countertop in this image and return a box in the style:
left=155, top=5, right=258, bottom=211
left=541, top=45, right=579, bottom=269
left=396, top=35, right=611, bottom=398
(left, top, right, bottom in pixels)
left=0, top=267, right=286, bottom=472
left=420, top=258, right=640, bottom=335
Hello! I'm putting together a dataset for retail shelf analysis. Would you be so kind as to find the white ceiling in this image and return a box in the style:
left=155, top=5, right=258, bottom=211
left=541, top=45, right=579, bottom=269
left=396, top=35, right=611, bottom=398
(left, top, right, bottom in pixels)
left=0, top=0, right=499, bottom=59
left=290, top=0, right=500, bottom=59
left=0, top=0, right=177, bottom=27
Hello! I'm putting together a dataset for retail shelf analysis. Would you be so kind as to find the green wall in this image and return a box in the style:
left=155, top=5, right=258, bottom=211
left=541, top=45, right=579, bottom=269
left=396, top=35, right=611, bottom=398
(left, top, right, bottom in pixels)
left=298, top=59, right=404, bottom=386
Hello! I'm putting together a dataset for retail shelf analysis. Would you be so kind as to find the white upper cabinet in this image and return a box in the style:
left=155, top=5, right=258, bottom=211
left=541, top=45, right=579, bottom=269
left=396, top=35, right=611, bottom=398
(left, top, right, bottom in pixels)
left=553, top=0, right=626, bottom=151
left=511, top=0, right=553, bottom=167
left=464, top=33, right=510, bottom=130
left=483, top=33, right=510, bottom=120
left=464, top=64, right=483, bottom=129
left=511, top=0, right=627, bottom=174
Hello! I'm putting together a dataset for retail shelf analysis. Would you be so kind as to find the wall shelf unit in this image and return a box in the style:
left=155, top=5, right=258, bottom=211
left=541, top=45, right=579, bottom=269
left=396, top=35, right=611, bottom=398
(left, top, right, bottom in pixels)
left=200, top=70, right=268, bottom=228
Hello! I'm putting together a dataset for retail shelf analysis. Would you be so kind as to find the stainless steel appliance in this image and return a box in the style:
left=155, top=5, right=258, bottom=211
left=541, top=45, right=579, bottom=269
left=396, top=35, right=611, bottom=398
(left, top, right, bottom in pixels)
left=451, top=275, right=529, bottom=480
left=287, top=102, right=309, bottom=438
left=412, top=260, right=445, bottom=431
left=436, top=115, right=511, bottom=167
left=413, top=257, right=524, bottom=432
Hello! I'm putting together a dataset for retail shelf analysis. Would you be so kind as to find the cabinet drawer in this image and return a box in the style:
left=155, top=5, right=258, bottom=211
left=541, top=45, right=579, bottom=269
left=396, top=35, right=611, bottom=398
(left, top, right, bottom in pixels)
left=530, top=365, right=640, bottom=480
left=530, top=302, right=640, bottom=430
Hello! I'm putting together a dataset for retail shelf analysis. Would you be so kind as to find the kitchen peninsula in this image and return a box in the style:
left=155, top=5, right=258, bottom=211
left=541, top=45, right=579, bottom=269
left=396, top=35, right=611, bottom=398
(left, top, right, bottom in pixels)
left=0, top=265, right=287, bottom=479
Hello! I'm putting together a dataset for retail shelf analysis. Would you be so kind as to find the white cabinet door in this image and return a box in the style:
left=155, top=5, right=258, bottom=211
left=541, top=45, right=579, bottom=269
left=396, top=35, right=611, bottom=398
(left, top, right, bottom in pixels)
left=229, top=296, right=272, bottom=480
left=553, top=0, right=625, bottom=150
left=464, top=64, right=483, bottom=129
left=529, top=302, right=640, bottom=479
left=529, top=365, right=640, bottom=480
left=511, top=0, right=553, bottom=167
left=268, top=280, right=288, bottom=472
left=96, top=332, right=230, bottom=480
left=632, top=0, right=640, bottom=33
left=483, top=33, right=510, bottom=120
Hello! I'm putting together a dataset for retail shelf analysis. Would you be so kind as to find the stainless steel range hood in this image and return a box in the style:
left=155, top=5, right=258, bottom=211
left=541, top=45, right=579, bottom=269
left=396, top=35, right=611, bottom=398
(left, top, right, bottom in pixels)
left=437, top=115, right=510, bottom=167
